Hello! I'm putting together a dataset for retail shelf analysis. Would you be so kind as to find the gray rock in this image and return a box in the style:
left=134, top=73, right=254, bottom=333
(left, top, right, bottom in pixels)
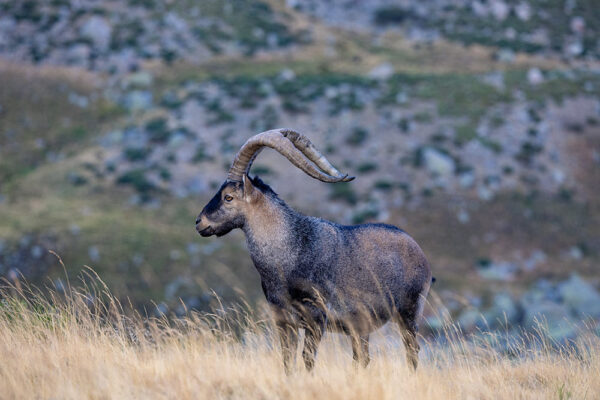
left=458, top=309, right=487, bottom=331
left=65, top=44, right=91, bottom=66
left=69, top=224, right=81, bottom=235
left=186, top=243, right=200, bottom=255
left=458, top=171, right=475, bottom=188
left=88, top=246, right=100, bottom=262
left=279, top=68, right=296, bottom=81
left=124, top=71, right=153, bottom=89
left=168, top=132, right=187, bottom=148
left=53, top=278, right=66, bottom=292
left=482, top=71, right=505, bottom=91
left=395, top=92, right=409, bottom=104
left=477, top=186, right=494, bottom=201
left=570, top=16, right=585, bottom=34
left=132, top=254, right=144, bottom=266
left=523, top=250, right=547, bottom=271
left=68, top=92, right=89, bottom=108
left=566, top=40, right=583, bottom=56
left=496, top=48, right=515, bottom=63
left=485, top=292, right=520, bottom=326
left=568, top=246, right=583, bottom=260
left=30, top=246, right=43, bottom=259
left=523, top=301, right=575, bottom=341
left=514, top=2, right=531, bottom=21
left=477, top=261, right=517, bottom=281
left=558, top=274, right=600, bottom=318
left=527, top=68, right=544, bottom=85
left=471, top=1, right=489, bottom=17
left=457, top=209, right=470, bottom=224
left=164, top=12, right=188, bottom=32
left=423, top=147, right=455, bottom=176
left=155, top=302, right=168, bottom=317
left=165, top=276, right=186, bottom=300
left=368, top=62, right=394, bottom=80
left=490, top=0, right=509, bottom=21
left=123, top=91, right=153, bottom=111
left=101, top=130, right=124, bottom=147
left=80, top=16, right=112, bottom=50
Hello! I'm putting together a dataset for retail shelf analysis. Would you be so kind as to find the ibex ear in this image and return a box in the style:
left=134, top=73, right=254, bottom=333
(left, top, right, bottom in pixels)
left=242, top=174, right=256, bottom=200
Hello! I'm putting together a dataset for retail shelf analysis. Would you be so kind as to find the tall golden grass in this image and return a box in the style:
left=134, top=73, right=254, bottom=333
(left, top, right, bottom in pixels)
left=0, top=268, right=598, bottom=400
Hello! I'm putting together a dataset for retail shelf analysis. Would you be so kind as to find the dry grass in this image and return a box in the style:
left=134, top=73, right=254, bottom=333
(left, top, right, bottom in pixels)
left=0, top=271, right=598, bottom=400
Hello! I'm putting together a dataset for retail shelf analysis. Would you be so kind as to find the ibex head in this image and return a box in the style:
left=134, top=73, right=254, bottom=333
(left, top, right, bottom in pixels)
left=195, top=128, right=354, bottom=237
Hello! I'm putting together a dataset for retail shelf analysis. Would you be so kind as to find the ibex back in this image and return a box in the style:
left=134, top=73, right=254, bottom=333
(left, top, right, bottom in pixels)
left=196, top=129, right=432, bottom=372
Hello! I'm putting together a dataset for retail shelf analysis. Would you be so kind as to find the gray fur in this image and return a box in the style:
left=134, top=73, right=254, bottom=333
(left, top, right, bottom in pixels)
left=196, top=175, right=431, bottom=372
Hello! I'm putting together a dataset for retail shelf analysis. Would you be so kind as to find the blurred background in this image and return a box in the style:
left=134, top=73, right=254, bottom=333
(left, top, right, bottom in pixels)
left=0, top=0, right=598, bottom=341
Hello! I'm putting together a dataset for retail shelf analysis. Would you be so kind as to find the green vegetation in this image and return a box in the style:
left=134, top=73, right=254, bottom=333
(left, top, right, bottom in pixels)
left=505, top=70, right=600, bottom=105
left=413, top=74, right=511, bottom=120
left=434, top=0, right=600, bottom=58
left=116, top=169, right=157, bottom=199
left=180, top=0, right=305, bottom=55
left=145, top=117, right=172, bottom=143
left=373, top=180, right=394, bottom=191
left=356, top=162, right=378, bottom=173
left=454, top=124, right=478, bottom=147
left=0, top=162, right=260, bottom=307
left=0, top=65, right=122, bottom=183
left=346, top=127, right=369, bottom=146
left=373, top=6, right=413, bottom=25
left=329, top=182, right=358, bottom=205
left=124, top=147, right=152, bottom=161
left=352, top=208, right=379, bottom=224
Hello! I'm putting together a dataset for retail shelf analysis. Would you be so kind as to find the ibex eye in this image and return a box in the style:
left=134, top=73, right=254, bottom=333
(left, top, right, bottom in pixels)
left=224, top=195, right=233, bottom=202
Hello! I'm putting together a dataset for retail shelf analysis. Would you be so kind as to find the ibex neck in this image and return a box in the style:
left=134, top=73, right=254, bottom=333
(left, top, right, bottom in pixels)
left=243, top=194, right=294, bottom=242
left=241, top=192, right=301, bottom=274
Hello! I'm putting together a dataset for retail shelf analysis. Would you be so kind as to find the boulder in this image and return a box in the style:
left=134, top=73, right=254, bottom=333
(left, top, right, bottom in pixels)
left=124, top=71, right=153, bottom=89
left=80, top=16, right=112, bottom=51
left=458, top=308, right=487, bottom=332
left=477, top=261, right=517, bottom=281
left=523, top=301, right=575, bottom=341
left=558, top=274, right=600, bottom=318
left=490, top=0, right=509, bottom=21
left=123, top=90, right=153, bottom=111
left=495, top=48, right=515, bottom=63
left=515, top=2, right=531, bottom=21
left=527, top=68, right=544, bottom=85
left=368, top=62, right=394, bottom=80
left=422, top=147, right=455, bottom=176
left=487, top=292, right=520, bottom=325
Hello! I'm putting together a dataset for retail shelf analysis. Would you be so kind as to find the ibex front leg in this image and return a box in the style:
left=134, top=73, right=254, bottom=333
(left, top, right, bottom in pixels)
left=273, top=308, right=298, bottom=375
left=299, top=302, right=326, bottom=372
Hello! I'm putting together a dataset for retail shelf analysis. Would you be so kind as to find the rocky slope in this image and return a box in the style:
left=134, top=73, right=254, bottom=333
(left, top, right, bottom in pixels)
left=0, top=0, right=599, bottom=341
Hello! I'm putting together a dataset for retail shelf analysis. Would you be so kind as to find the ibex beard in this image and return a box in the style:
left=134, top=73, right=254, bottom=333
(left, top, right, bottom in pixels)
left=196, top=128, right=432, bottom=372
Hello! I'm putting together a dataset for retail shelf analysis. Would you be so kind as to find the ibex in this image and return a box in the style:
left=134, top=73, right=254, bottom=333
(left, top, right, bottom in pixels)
left=195, top=129, right=432, bottom=371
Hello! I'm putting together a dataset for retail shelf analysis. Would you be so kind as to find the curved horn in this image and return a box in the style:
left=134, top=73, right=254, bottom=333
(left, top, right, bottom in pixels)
left=227, top=129, right=354, bottom=183
left=280, top=129, right=354, bottom=181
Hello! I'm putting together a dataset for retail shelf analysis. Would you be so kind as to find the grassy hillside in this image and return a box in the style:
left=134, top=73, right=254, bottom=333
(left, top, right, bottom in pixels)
left=0, top=0, right=599, bottom=342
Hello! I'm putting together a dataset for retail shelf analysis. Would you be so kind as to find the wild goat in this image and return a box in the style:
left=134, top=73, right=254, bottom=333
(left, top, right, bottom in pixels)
left=195, top=129, right=432, bottom=371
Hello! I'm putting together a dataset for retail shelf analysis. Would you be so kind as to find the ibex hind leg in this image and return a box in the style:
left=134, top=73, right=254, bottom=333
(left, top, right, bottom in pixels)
left=350, top=334, right=370, bottom=368
left=396, top=298, right=425, bottom=370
